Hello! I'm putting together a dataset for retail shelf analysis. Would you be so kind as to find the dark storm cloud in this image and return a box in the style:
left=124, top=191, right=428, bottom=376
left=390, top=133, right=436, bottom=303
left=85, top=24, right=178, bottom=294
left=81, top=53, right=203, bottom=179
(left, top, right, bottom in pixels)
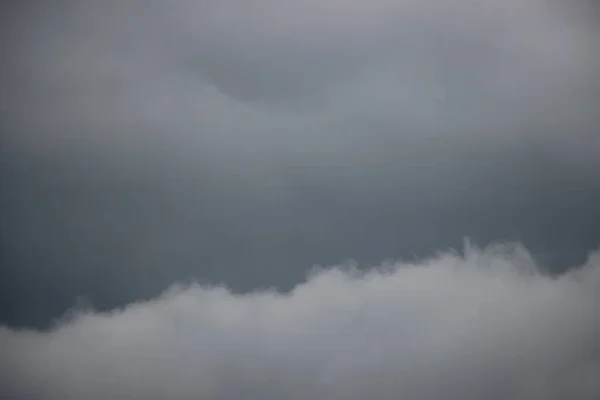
left=1, top=0, right=600, bottom=328
left=1, top=244, right=600, bottom=399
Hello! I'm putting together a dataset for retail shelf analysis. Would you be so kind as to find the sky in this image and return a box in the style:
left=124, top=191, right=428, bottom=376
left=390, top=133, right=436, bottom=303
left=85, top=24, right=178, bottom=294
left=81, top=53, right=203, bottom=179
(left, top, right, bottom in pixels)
left=1, top=0, right=599, bottom=398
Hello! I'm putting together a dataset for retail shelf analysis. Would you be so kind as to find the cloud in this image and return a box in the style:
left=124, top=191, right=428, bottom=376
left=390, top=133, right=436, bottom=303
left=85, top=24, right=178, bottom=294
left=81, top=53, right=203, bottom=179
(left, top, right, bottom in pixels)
left=3, top=0, right=599, bottom=161
left=1, top=243, right=599, bottom=399
left=3, top=0, right=599, bottom=201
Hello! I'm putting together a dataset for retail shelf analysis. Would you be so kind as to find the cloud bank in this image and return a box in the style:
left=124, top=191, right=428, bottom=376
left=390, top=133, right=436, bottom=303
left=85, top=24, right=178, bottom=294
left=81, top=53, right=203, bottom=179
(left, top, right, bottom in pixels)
left=1, top=243, right=599, bottom=399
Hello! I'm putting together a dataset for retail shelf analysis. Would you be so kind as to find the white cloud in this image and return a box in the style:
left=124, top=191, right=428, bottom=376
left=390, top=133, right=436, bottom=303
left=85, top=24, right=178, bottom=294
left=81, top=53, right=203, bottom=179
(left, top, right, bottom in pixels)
left=1, top=243, right=599, bottom=399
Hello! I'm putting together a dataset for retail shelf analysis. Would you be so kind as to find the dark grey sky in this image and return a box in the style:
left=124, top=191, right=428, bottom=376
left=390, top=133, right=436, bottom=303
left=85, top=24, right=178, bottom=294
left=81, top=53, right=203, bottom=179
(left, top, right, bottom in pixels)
left=1, top=2, right=600, bottom=398
left=1, top=0, right=600, bottom=328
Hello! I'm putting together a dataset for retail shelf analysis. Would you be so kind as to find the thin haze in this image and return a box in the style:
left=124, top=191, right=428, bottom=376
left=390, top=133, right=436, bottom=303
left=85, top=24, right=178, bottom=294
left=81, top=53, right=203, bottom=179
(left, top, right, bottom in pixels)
left=0, top=1, right=599, bottom=397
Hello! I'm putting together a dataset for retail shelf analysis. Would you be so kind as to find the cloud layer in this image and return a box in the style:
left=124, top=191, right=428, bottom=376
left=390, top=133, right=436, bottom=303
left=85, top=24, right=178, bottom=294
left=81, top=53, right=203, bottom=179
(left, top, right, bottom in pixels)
left=3, top=0, right=599, bottom=159
left=1, top=243, right=599, bottom=399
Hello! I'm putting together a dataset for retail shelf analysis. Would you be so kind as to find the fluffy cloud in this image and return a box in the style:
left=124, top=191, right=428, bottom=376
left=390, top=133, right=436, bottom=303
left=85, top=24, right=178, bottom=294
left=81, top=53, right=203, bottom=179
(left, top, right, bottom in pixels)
left=1, top=243, right=599, bottom=399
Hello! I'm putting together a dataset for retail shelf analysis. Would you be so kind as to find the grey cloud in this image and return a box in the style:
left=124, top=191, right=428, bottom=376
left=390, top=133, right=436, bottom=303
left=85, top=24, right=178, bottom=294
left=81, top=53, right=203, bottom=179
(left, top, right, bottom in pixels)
left=3, top=0, right=599, bottom=149
left=1, top=244, right=600, bottom=399
left=2, top=0, right=598, bottom=196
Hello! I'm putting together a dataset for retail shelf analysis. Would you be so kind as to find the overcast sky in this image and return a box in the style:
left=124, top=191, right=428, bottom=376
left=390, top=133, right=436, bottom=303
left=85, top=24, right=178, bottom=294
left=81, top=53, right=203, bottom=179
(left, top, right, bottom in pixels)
left=1, top=1, right=599, bottom=398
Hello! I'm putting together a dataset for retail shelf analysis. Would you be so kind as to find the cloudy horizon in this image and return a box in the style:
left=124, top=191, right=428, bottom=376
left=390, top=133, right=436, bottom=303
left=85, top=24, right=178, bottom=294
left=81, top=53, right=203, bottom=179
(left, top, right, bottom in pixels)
left=2, top=242, right=600, bottom=399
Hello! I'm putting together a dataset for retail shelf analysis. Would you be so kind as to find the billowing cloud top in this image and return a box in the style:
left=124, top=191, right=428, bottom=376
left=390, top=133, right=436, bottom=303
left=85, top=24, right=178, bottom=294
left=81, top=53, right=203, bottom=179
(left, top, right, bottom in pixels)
left=1, top=244, right=600, bottom=399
